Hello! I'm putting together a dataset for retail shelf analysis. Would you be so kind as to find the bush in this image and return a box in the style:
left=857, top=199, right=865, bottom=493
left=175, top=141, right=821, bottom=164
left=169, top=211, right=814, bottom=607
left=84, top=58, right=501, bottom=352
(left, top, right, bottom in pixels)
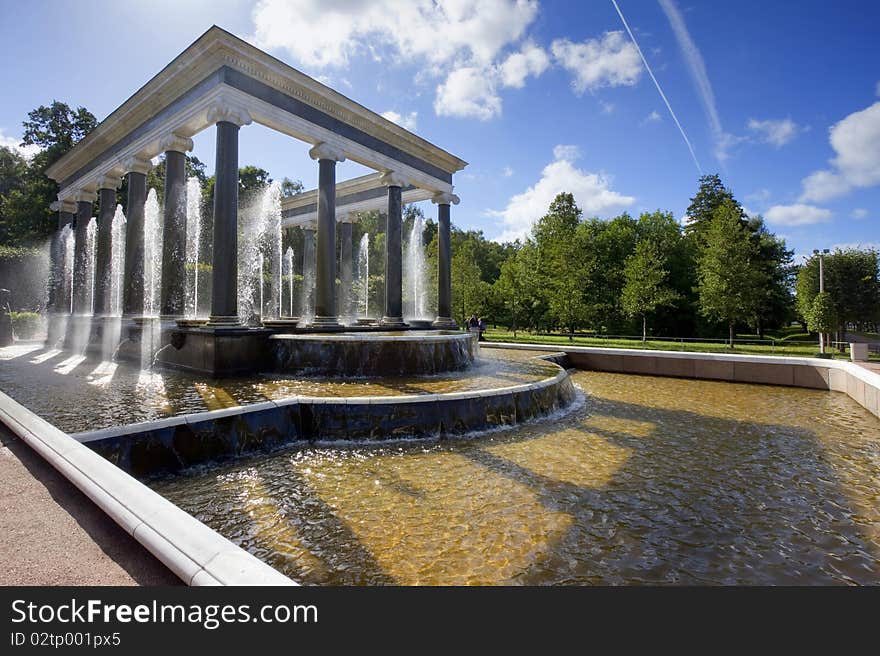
left=9, top=311, right=42, bottom=339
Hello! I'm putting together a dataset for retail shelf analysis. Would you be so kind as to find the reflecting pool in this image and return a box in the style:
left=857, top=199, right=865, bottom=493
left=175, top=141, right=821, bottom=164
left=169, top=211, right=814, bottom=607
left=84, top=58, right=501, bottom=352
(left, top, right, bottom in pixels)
left=152, top=361, right=880, bottom=585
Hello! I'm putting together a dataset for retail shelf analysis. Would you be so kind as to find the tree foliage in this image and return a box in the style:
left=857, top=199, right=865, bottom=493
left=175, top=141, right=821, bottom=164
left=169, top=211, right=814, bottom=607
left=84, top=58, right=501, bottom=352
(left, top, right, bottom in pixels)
left=696, top=200, right=766, bottom=346
left=621, top=238, right=680, bottom=341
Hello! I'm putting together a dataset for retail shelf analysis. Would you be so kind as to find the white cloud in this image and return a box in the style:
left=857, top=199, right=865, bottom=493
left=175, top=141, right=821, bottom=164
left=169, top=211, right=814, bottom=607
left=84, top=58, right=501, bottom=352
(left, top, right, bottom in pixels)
left=747, top=117, right=800, bottom=147
left=765, top=203, right=833, bottom=226
left=551, top=31, right=642, bottom=95
left=489, top=145, right=635, bottom=242
left=851, top=208, right=868, bottom=219
left=252, top=0, right=542, bottom=121
left=502, top=166, right=514, bottom=177
left=252, top=0, right=538, bottom=69
left=658, top=0, right=736, bottom=163
left=380, top=110, right=418, bottom=131
left=0, top=129, right=41, bottom=160
left=434, top=67, right=501, bottom=120
left=800, top=100, right=880, bottom=201
left=599, top=100, right=616, bottom=114
left=641, top=110, right=662, bottom=125
left=553, top=144, right=581, bottom=161
left=499, top=40, right=549, bottom=88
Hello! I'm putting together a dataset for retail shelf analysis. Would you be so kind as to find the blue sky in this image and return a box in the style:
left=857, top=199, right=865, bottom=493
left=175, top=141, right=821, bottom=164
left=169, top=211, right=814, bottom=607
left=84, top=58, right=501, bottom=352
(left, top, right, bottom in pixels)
left=1, top=0, right=877, bottom=258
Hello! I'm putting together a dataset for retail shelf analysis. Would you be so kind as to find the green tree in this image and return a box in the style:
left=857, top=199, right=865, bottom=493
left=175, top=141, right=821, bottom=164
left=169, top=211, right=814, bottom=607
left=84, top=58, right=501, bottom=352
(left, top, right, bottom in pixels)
left=684, top=173, right=745, bottom=244
left=796, top=248, right=880, bottom=335
left=281, top=177, right=303, bottom=197
left=0, top=101, right=97, bottom=245
left=621, top=239, right=681, bottom=341
left=697, top=200, right=766, bottom=347
left=451, top=240, right=489, bottom=326
left=747, top=216, right=796, bottom=336
left=492, top=242, right=534, bottom=337
left=807, top=291, right=836, bottom=353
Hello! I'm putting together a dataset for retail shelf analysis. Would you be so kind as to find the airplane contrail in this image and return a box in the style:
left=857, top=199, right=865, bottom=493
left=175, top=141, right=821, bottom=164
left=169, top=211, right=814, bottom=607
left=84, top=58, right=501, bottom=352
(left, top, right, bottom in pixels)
left=610, top=0, right=703, bottom=174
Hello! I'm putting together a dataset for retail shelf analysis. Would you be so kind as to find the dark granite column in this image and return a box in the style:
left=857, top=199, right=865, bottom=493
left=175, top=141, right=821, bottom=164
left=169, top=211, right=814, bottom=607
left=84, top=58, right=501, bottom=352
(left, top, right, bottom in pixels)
left=72, top=191, right=97, bottom=314
left=432, top=193, right=458, bottom=328
left=339, top=217, right=353, bottom=322
left=308, top=143, right=345, bottom=328
left=93, top=182, right=118, bottom=316
left=381, top=174, right=406, bottom=327
left=160, top=135, right=192, bottom=318
left=47, top=200, right=75, bottom=313
left=208, top=122, right=241, bottom=326
left=122, top=159, right=150, bottom=317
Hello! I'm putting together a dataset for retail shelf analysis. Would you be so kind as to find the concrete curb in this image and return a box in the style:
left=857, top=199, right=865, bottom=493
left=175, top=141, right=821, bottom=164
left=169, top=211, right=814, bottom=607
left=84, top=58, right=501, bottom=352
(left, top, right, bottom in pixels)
left=0, top=390, right=296, bottom=587
left=484, top=342, right=880, bottom=419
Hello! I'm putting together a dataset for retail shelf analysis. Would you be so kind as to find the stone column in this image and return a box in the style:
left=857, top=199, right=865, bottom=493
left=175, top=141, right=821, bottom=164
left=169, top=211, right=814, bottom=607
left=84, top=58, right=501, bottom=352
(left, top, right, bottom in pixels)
left=339, top=215, right=354, bottom=323
left=122, top=158, right=151, bottom=317
left=381, top=172, right=407, bottom=327
left=159, top=134, right=193, bottom=318
left=72, top=190, right=97, bottom=314
left=206, top=106, right=252, bottom=327
left=432, top=192, right=459, bottom=329
left=93, top=177, right=120, bottom=316
left=307, top=143, right=346, bottom=328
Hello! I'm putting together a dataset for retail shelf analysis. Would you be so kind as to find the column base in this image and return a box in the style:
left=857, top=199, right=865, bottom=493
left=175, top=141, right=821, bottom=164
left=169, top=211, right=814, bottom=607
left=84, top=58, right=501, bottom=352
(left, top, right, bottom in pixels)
left=306, top=315, right=341, bottom=329
left=432, top=317, right=458, bottom=329
left=380, top=316, right=407, bottom=328
left=205, top=315, right=243, bottom=329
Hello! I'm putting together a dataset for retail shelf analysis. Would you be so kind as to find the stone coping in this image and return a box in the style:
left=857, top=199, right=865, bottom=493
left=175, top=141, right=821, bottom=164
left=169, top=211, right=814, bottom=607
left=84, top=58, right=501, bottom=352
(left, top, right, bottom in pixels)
left=0, top=390, right=296, bottom=587
left=485, top=343, right=880, bottom=419
left=269, top=329, right=469, bottom=343
left=73, top=365, right=570, bottom=445
left=484, top=342, right=880, bottom=386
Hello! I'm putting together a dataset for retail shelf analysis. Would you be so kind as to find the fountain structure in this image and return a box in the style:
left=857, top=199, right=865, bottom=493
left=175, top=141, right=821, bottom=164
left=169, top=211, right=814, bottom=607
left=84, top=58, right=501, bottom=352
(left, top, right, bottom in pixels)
left=28, top=25, right=574, bottom=455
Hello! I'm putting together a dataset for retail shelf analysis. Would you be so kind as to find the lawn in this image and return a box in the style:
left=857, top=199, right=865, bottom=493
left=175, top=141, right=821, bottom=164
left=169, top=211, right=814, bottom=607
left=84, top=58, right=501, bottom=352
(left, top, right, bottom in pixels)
left=481, top=329, right=869, bottom=359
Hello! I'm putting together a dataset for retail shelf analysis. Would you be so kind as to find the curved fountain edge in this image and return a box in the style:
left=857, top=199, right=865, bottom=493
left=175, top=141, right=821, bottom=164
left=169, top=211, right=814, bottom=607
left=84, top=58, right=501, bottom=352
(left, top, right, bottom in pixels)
left=0, top=389, right=297, bottom=587
left=70, top=358, right=577, bottom=478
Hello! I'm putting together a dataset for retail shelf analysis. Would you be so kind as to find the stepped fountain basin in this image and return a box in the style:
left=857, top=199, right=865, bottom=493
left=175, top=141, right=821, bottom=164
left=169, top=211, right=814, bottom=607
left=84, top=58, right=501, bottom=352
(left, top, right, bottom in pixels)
left=270, top=330, right=476, bottom=376
left=0, top=343, right=576, bottom=478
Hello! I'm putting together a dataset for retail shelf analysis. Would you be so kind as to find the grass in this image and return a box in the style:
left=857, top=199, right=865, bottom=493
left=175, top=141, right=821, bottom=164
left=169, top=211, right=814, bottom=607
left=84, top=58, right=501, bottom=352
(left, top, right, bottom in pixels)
left=481, top=329, right=865, bottom=359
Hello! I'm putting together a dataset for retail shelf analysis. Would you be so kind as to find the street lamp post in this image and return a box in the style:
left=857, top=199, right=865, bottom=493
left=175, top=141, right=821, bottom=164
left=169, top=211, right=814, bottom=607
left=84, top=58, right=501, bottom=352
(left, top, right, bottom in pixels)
left=813, top=248, right=830, bottom=354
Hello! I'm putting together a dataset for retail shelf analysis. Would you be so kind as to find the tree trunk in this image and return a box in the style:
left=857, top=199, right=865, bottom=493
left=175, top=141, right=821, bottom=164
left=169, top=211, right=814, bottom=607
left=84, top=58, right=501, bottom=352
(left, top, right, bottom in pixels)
left=642, top=315, right=647, bottom=342
left=729, top=322, right=735, bottom=348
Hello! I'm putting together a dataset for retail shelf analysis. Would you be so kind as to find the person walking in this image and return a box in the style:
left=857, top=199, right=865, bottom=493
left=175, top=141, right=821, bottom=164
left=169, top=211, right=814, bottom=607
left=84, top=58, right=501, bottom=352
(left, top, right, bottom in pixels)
left=477, top=316, right=486, bottom=341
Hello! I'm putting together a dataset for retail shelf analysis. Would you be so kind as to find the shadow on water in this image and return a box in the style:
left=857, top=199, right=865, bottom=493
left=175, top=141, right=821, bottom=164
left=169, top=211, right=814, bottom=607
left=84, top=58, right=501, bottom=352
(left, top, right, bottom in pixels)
left=460, top=391, right=880, bottom=585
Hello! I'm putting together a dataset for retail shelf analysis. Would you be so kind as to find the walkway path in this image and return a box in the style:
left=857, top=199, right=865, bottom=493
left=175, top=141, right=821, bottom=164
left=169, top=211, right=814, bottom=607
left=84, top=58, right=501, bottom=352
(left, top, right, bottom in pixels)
left=0, top=423, right=179, bottom=585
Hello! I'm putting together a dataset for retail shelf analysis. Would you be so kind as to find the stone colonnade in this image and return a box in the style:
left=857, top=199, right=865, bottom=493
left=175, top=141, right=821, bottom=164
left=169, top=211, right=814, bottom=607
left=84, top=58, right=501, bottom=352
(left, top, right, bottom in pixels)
left=51, top=121, right=457, bottom=330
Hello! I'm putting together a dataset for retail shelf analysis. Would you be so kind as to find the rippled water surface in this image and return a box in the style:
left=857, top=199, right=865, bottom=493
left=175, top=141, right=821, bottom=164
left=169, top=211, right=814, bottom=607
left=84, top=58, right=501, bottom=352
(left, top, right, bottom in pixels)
left=0, top=343, right=554, bottom=433
left=152, top=361, right=880, bottom=585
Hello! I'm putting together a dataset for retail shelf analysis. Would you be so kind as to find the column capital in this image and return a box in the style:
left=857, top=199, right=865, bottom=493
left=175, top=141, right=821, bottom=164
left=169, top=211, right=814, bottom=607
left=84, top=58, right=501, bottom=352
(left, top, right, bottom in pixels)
left=124, top=156, right=152, bottom=175
left=301, top=220, right=317, bottom=231
left=380, top=170, right=408, bottom=188
left=74, top=189, right=98, bottom=204
left=160, top=133, right=194, bottom=154
left=308, top=142, right=346, bottom=162
left=431, top=192, right=460, bottom=205
left=207, top=102, right=252, bottom=128
left=339, top=213, right=358, bottom=224
left=97, top=174, right=122, bottom=191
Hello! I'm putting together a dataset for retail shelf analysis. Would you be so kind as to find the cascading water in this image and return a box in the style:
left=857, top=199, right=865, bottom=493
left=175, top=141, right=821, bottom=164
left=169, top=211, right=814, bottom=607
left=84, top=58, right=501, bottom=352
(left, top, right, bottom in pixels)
left=85, top=218, right=97, bottom=315
left=357, top=233, right=369, bottom=318
left=239, top=182, right=282, bottom=324
left=143, top=189, right=162, bottom=317
left=404, top=214, right=429, bottom=320
left=59, top=225, right=75, bottom=314
left=109, top=205, right=126, bottom=316
left=300, top=229, right=316, bottom=324
left=283, top=246, right=294, bottom=317
left=184, top=177, right=201, bottom=318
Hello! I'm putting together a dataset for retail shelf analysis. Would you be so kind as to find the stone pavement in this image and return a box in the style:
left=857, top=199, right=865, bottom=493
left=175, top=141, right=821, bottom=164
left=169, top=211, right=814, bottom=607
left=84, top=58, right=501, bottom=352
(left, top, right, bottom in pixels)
left=0, top=424, right=179, bottom=586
